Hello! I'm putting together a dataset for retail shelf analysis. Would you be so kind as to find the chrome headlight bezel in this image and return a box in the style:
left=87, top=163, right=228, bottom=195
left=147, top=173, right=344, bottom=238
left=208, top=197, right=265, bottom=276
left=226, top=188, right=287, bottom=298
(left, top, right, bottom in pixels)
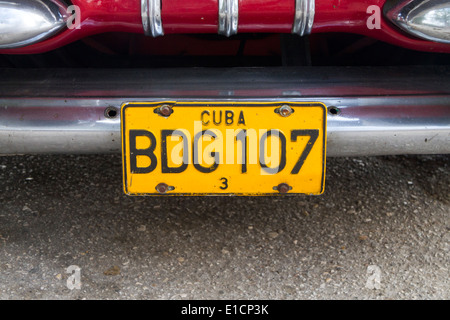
left=0, top=0, right=68, bottom=49
left=385, top=0, right=450, bottom=44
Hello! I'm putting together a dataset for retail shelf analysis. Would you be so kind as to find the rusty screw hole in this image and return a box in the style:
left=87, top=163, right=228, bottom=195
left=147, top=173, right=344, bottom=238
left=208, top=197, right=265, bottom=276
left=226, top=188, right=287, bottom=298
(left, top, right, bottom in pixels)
left=328, top=106, right=341, bottom=116
left=105, top=107, right=118, bottom=119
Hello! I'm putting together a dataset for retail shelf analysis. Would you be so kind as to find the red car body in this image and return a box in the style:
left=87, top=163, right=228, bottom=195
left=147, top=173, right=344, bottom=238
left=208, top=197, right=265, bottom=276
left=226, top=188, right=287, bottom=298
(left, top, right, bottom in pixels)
left=1, top=0, right=449, bottom=54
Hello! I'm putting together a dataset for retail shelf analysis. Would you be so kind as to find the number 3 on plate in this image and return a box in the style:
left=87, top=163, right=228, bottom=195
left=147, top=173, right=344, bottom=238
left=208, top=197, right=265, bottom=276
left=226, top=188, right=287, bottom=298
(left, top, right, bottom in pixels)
left=219, top=177, right=228, bottom=190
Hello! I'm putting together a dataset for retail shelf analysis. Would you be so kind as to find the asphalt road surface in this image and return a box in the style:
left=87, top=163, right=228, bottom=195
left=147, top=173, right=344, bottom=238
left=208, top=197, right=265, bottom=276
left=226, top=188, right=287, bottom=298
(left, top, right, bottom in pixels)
left=0, top=154, right=448, bottom=300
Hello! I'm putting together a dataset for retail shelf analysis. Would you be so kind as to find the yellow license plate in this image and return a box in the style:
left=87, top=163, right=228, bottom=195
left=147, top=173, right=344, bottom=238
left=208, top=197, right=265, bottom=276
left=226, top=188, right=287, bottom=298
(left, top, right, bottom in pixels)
left=121, top=102, right=326, bottom=195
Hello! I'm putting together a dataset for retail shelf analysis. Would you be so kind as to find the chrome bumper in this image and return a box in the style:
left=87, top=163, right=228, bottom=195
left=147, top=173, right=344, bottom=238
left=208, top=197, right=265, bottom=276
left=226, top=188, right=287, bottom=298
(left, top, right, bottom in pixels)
left=0, top=67, right=449, bottom=156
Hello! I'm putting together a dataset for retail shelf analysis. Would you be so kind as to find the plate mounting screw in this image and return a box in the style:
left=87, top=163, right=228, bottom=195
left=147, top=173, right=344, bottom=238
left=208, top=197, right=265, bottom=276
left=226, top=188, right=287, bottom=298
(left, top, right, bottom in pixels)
left=276, top=183, right=291, bottom=193
left=158, top=104, right=173, bottom=117
left=156, top=183, right=169, bottom=194
left=279, top=105, right=293, bottom=117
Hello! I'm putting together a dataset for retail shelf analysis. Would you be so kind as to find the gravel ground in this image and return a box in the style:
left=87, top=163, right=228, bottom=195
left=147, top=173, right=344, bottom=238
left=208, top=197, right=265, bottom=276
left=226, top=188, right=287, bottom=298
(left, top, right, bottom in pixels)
left=0, top=154, right=448, bottom=300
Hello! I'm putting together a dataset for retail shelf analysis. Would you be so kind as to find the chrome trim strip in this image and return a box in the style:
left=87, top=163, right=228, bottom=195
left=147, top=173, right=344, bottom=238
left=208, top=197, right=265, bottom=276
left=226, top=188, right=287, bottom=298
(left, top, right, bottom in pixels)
left=292, top=0, right=315, bottom=36
left=141, top=0, right=164, bottom=37
left=0, top=67, right=449, bottom=156
left=218, top=0, right=239, bottom=37
left=0, top=0, right=68, bottom=49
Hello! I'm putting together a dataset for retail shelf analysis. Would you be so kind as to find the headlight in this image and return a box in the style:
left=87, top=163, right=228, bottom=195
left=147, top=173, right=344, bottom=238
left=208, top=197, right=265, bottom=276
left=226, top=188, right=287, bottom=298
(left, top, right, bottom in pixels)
left=385, top=0, right=450, bottom=44
left=0, top=0, right=68, bottom=49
